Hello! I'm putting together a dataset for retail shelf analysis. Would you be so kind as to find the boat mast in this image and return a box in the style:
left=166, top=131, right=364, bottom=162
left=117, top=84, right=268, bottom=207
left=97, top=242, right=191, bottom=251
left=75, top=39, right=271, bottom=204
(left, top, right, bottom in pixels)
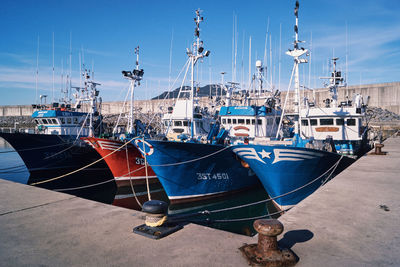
left=320, top=57, right=344, bottom=108
left=122, top=46, right=144, bottom=135
left=285, top=0, right=308, bottom=135
left=188, top=9, right=210, bottom=139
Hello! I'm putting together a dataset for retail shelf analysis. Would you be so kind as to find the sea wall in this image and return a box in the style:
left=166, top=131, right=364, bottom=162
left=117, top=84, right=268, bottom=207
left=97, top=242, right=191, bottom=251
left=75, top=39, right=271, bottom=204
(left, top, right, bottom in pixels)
left=1, top=81, right=400, bottom=116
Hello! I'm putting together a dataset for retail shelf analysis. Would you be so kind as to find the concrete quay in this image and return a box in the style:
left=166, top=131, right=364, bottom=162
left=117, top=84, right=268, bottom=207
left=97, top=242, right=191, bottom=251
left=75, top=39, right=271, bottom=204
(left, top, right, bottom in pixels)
left=279, top=136, right=400, bottom=266
left=0, top=178, right=253, bottom=266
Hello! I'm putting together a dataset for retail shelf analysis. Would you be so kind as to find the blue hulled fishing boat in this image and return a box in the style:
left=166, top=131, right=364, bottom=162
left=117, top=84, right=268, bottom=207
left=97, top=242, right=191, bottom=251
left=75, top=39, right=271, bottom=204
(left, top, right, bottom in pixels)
left=232, top=1, right=366, bottom=211
left=136, top=9, right=263, bottom=203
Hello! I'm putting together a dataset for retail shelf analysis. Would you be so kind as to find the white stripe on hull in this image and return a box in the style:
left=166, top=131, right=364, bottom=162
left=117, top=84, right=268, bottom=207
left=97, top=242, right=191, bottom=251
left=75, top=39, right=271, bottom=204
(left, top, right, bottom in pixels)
left=114, top=188, right=164, bottom=199
left=168, top=190, right=229, bottom=200
left=114, top=176, right=157, bottom=181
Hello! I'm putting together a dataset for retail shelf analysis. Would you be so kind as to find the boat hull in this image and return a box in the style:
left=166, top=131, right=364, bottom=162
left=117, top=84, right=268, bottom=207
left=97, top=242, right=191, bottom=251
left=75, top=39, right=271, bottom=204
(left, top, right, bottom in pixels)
left=232, top=144, right=355, bottom=208
left=82, top=137, right=165, bottom=210
left=136, top=140, right=261, bottom=204
left=0, top=132, right=117, bottom=204
left=82, top=137, right=159, bottom=186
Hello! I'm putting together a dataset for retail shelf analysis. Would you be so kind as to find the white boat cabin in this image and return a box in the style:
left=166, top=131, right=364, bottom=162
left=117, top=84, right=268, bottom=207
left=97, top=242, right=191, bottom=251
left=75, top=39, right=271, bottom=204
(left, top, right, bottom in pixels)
left=162, top=99, right=214, bottom=140
left=32, top=109, right=92, bottom=136
left=219, top=106, right=281, bottom=140
left=299, top=107, right=365, bottom=142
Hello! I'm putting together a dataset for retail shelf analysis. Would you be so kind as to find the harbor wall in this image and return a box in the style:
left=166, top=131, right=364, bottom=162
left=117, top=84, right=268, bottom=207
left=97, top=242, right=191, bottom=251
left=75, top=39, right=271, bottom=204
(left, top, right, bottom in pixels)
left=1, top=81, right=400, bottom=116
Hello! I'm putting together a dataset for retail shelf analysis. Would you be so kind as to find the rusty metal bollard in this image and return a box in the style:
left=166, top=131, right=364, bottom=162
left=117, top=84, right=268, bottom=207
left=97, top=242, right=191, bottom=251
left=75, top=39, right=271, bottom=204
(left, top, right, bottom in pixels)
left=369, top=143, right=387, bottom=155
left=240, top=219, right=297, bottom=267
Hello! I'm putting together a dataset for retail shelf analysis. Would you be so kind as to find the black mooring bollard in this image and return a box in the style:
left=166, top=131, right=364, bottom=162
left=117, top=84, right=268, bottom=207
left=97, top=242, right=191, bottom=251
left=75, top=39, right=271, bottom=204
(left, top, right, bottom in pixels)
left=142, top=200, right=169, bottom=227
left=240, top=219, right=297, bottom=266
left=133, top=200, right=183, bottom=239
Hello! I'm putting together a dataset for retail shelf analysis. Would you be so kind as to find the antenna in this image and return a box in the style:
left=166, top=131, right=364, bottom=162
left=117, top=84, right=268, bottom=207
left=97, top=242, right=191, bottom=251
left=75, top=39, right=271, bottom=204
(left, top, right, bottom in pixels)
left=168, top=28, right=174, bottom=98
left=269, top=34, right=272, bottom=86
left=69, top=32, right=72, bottom=103
left=345, top=21, right=349, bottom=97
left=234, top=14, right=238, bottom=83
left=278, top=23, right=281, bottom=90
left=231, top=12, right=234, bottom=83
left=263, top=17, right=270, bottom=71
left=52, top=32, right=55, bottom=103
left=35, top=36, right=39, bottom=106
left=248, top=36, right=252, bottom=89
left=241, top=30, right=245, bottom=90
left=308, top=32, right=312, bottom=90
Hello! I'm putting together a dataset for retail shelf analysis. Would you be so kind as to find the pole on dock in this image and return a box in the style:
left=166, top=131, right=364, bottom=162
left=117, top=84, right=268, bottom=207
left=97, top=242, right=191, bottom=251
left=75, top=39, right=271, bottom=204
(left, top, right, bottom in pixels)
left=240, top=219, right=297, bottom=266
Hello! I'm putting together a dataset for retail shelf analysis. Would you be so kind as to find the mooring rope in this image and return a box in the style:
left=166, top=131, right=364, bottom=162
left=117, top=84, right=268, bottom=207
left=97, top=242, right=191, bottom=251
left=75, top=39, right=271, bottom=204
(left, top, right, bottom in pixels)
left=170, top=155, right=344, bottom=222
left=30, top=136, right=141, bottom=185
left=54, top=178, right=115, bottom=192
left=125, top=144, right=143, bottom=208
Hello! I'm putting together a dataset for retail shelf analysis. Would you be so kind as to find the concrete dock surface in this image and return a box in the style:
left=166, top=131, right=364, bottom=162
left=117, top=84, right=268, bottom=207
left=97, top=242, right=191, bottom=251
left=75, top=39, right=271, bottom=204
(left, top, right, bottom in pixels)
left=0, top=178, right=253, bottom=266
left=1, top=136, right=399, bottom=266
left=279, top=136, right=400, bottom=266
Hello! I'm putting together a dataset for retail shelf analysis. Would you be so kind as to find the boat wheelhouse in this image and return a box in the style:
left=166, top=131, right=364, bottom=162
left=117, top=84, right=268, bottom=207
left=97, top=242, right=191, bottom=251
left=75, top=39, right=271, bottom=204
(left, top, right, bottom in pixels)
left=32, top=110, right=92, bottom=136
left=299, top=58, right=368, bottom=156
left=220, top=106, right=280, bottom=139
left=219, top=60, right=281, bottom=142
left=162, top=98, right=214, bottom=141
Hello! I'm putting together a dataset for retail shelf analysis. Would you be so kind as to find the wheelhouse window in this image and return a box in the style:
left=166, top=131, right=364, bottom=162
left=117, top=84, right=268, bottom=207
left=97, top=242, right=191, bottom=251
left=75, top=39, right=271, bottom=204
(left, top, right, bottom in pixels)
left=232, top=119, right=237, bottom=124
left=42, top=119, right=49, bottom=124
left=320, top=119, right=334, bottom=125
left=238, top=119, right=244, bottom=124
left=336, top=119, right=344, bottom=125
left=60, top=118, right=65, bottom=124
left=347, top=119, right=356, bottom=126
left=73, top=117, right=78, bottom=124
left=257, top=119, right=262, bottom=125
left=222, top=119, right=226, bottom=124
left=246, top=119, right=250, bottom=125
left=301, top=119, right=308, bottom=126
left=67, top=118, right=72, bottom=124
left=310, top=119, right=318, bottom=126
left=183, top=121, right=189, bottom=126
left=174, top=121, right=182, bottom=126
left=252, top=119, right=255, bottom=125
left=34, top=119, right=39, bottom=124
left=227, top=119, right=231, bottom=124
left=51, top=119, right=58, bottom=124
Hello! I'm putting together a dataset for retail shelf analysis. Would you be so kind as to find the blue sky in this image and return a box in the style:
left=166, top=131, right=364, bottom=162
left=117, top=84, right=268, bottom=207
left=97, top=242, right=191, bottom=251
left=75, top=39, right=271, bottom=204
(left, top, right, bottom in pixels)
left=1, top=0, right=399, bottom=105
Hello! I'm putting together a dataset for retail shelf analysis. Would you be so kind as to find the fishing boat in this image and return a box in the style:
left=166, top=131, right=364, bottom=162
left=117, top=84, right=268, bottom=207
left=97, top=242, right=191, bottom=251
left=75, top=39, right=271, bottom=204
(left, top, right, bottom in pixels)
left=219, top=59, right=282, bottom=143
left=82, top=47, right=165, bottom=210
left=0, top=70, right=116, bottom=203
left=299, top=57, right=369, bottom=157
left=136, top=9, right=261, bottom=204
left=232, top=1, right=361, bottom=211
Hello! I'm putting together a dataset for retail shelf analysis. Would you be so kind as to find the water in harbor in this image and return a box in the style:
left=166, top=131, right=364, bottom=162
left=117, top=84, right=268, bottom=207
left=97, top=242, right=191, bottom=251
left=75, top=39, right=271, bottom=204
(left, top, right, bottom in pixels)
left=0, top=137, right=274, bottom=236
left=0, top=139, right=29, bottom=184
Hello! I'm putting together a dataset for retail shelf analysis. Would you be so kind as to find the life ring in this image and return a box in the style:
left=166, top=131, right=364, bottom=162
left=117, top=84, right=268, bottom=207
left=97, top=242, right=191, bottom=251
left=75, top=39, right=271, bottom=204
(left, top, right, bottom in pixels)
left=233, top=126, right=250, bottom=131
left=134, top=139, right=154, bottom=156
